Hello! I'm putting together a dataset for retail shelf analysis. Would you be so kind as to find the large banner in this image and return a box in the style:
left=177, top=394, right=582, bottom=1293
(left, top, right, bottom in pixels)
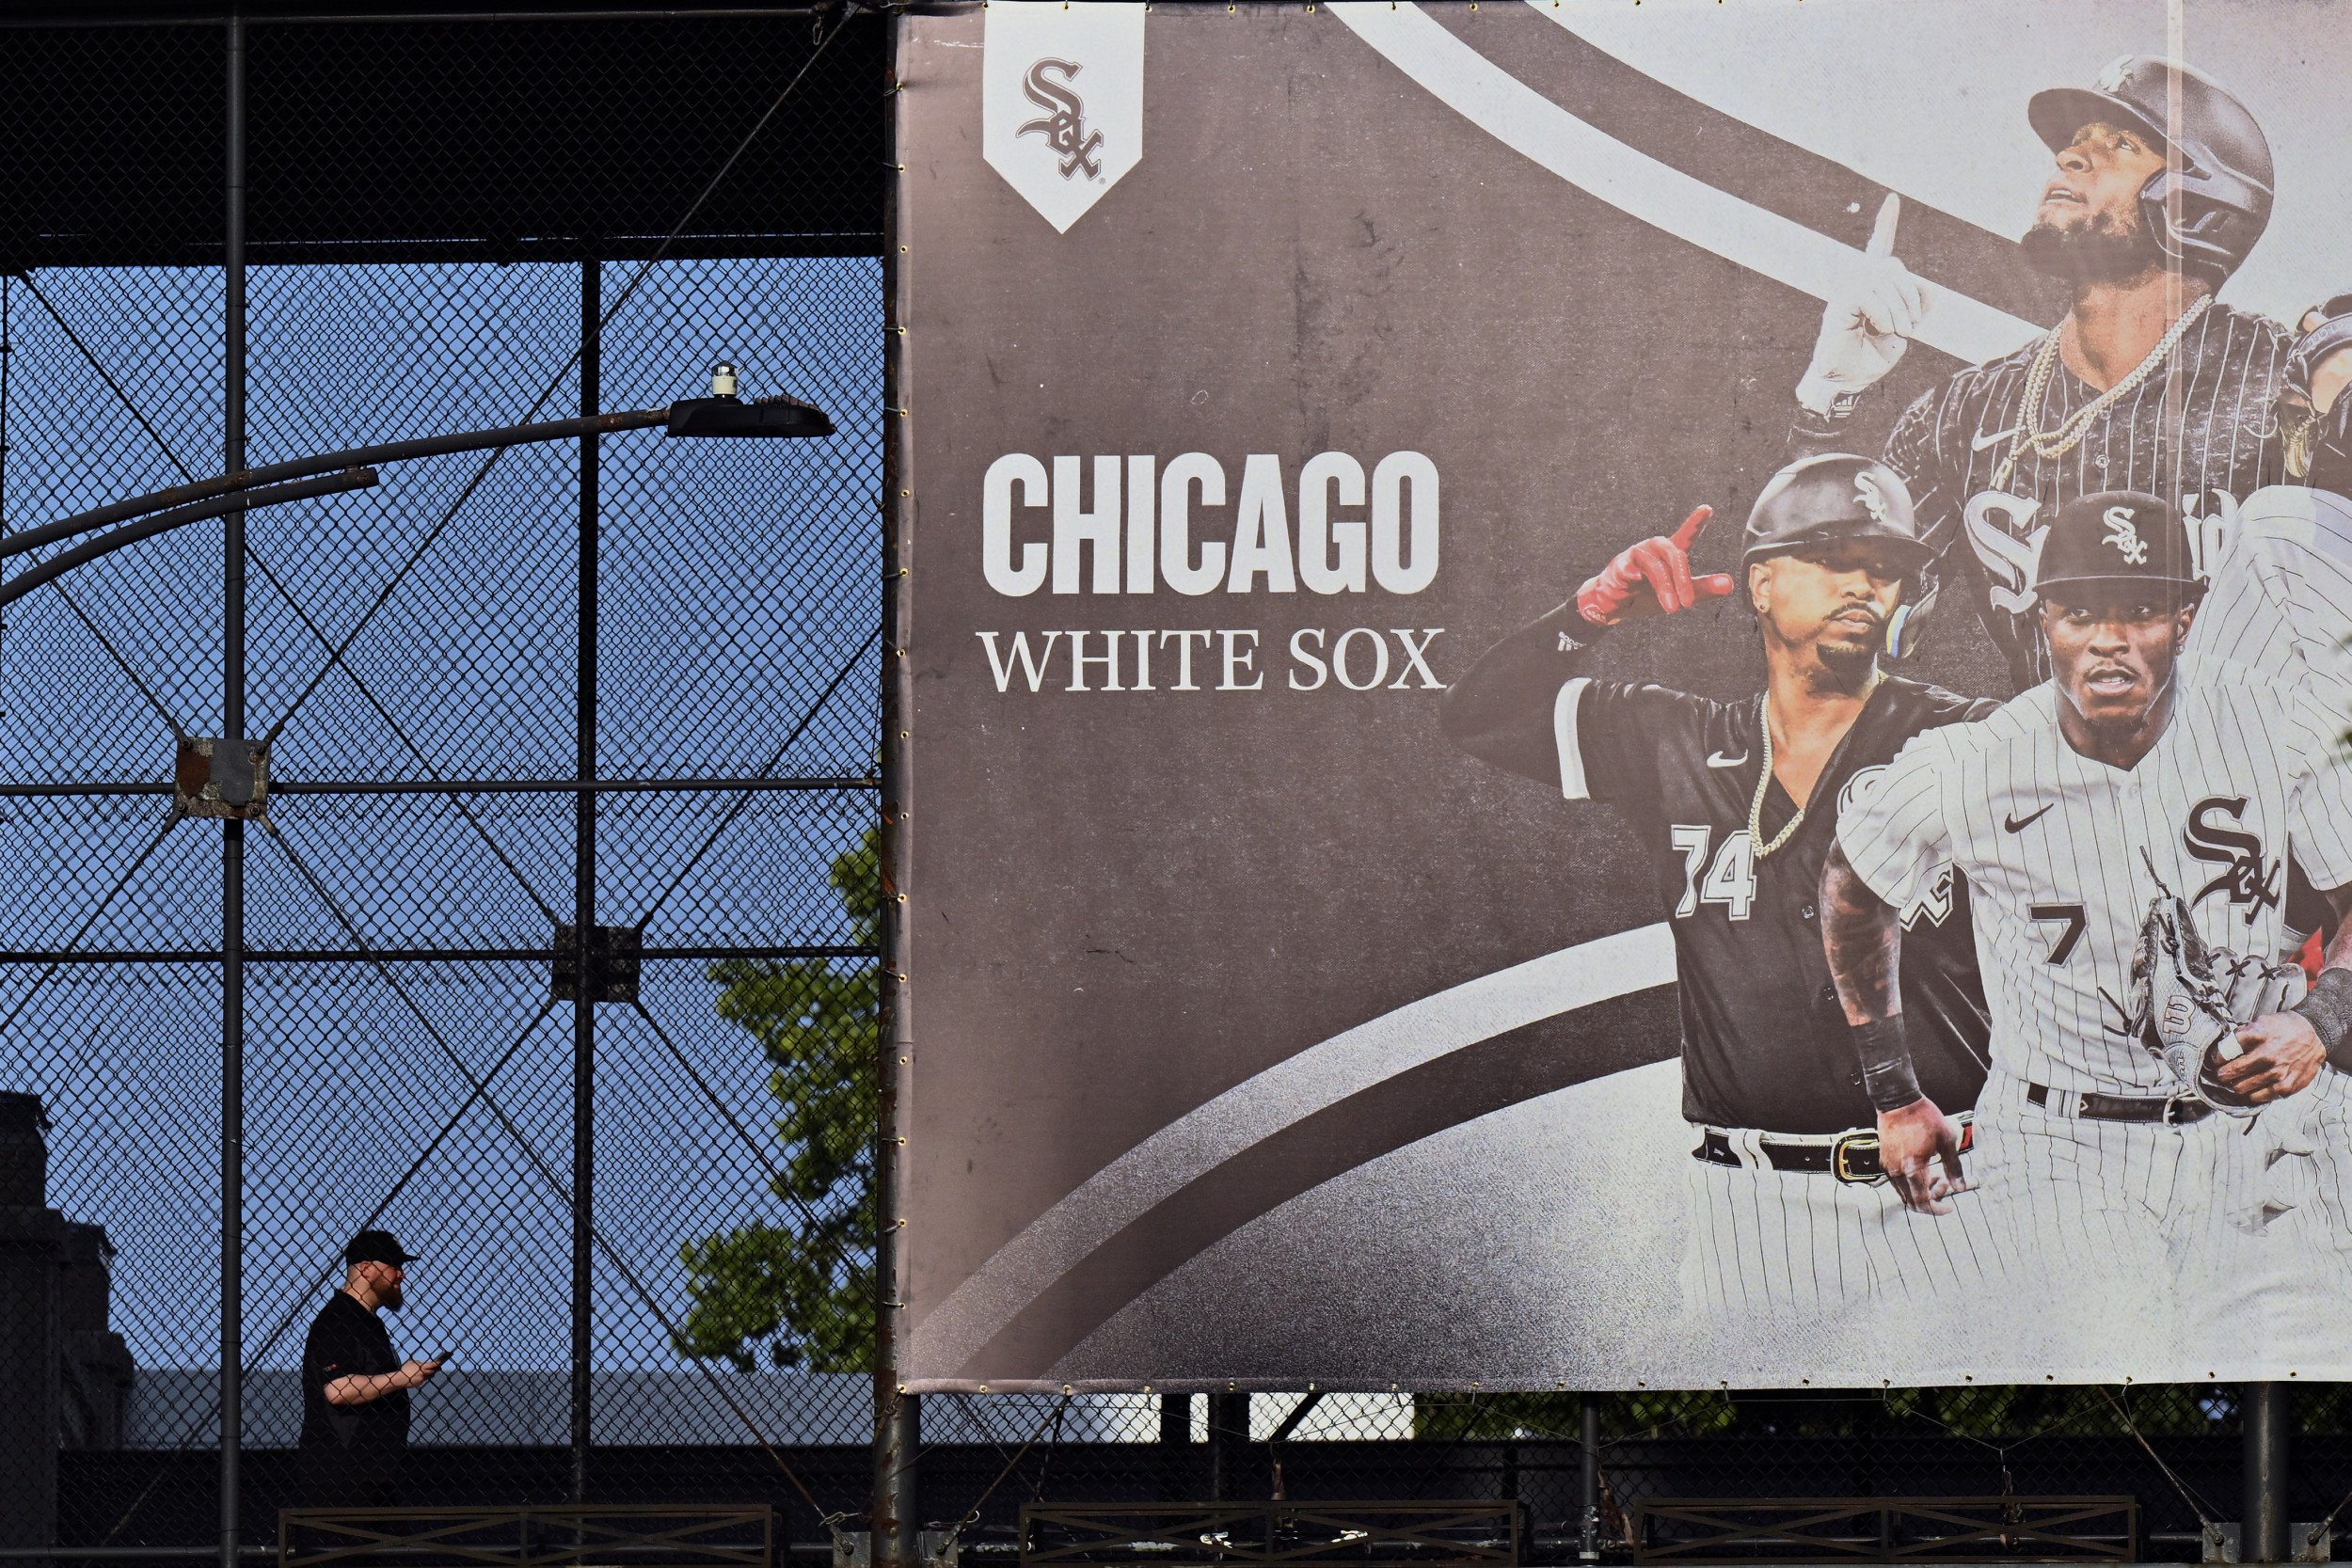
left=894, top=0, right=2352, bottom=1390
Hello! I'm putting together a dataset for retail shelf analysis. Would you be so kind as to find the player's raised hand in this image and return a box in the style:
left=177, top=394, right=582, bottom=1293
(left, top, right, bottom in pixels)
left=1795, top=194, right=1938, bottom=416
left=1574, top=505, right=1738, bottom=626
left=1875, top=1095, right=1969, bottom=1215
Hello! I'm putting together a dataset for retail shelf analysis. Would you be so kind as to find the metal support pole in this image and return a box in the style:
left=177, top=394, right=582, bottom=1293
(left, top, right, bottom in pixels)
left=1159, top=1395, right=1192, bottom=1501
left=568, top=255, right=600, bottom=1506
left=219, top=17, right=246, bottom=1568
left=2244, top=1381, right=2291, bottom=1563
left=874, top=15, right=920, bottom=1563
left=1209, top=1392, right=1248, bottom=1502
left=1578, top=1395, right=1600, bottom=1562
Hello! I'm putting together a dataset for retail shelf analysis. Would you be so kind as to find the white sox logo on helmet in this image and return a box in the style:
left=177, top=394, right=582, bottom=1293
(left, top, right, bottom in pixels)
left=1854, top=473, right=1892, bottom=524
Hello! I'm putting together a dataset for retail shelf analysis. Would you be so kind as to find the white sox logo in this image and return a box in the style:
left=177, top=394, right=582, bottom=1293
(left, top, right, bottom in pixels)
left=1962, top=492, right=2049, bottom=615
left=2184, top=796, right=2282, bottom=922
left=1853, top=473, right=1892, bottom=524
left=1018, top=59, right=1104, bottom=180
left=2103, top=504, right=2150, bottom=565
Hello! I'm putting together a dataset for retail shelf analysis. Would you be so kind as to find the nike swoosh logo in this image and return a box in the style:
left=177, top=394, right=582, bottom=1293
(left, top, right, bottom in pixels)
left=2004, top=803, right=2056, bottom=833
left=1972, top=426, right=2022, bottom=451
left=1706, top=751, right=1749, bottom=768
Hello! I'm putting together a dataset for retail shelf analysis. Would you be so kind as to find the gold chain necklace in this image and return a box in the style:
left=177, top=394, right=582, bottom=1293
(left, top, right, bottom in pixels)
left=1991, top=295, right=2210, bottom=492
left=1748, top=679, right=1879, bottom=860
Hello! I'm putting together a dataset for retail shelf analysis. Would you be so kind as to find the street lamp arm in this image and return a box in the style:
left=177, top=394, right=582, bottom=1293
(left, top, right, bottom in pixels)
left=2, top=406, right=670, bottom=563
left=0, top=468, right=381, bottom=614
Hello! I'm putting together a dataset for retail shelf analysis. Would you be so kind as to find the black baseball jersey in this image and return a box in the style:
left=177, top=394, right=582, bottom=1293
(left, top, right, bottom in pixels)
left=1881, top=301, right=2290, bottom=689
left=1559, top=673, right=1995, bottom=1133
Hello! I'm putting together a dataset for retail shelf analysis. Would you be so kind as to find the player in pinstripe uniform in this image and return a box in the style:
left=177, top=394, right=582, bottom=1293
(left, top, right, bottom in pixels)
left=1443, top=455, right=1998, bottom=1326
left=1791, top=57, right=2347, bottom=690
left=1823, top=491, right=2352, bottom=1354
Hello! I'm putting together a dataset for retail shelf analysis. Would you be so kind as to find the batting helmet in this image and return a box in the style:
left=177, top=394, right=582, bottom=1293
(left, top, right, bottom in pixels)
left=1744, top=454, right=1938, bottom=657
left=1742, top=453, right=1931, bottom=568
left=2027, top=55, right=2273, bottom=291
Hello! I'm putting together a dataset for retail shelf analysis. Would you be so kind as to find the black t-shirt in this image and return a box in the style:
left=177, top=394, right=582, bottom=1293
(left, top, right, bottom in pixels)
left=1562, top=673, right=1994, bottom=1132
left=299, top=1291, right=409, bottom=1450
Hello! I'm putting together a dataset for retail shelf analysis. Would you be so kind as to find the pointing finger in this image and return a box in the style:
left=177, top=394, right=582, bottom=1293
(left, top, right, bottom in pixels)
left=1867, top=192, right=1901, bottom=258
left=1626, top=539, right=1681, bottom=613
left=1668, top=505, right=1714, bottom=552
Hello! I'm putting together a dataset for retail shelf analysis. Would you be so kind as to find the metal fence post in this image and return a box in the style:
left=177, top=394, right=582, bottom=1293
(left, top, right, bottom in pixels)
left=1209, top=1393, right=1247, bottom=1501
left=220, top=16, right=247, bottom=1567
left=2244, top=1381, right=2291, bottom=1563
left=1161, top=1395, right=1192, bottom=1500
left=1578, top=1395, right=1599, bottom=1562
left=570, top=253, right=601, bottom=1507
left=875, top=13, right=920, bottom=1566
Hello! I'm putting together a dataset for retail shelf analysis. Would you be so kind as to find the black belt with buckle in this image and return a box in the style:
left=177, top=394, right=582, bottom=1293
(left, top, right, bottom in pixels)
left=2026, top=1082, right=2213, bottom=1124
left=1692, top=1120, right=1974, bottom=1184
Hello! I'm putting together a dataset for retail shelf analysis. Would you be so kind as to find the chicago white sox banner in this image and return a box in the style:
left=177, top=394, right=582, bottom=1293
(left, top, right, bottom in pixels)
left=892, top=0, right=2352, bottom=1391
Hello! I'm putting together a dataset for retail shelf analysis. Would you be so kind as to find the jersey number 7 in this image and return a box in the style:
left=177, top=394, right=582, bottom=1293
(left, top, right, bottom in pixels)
left=2029, top=902, right=2087, bottom=964
left=1671, top=825, right=1756, bottom=921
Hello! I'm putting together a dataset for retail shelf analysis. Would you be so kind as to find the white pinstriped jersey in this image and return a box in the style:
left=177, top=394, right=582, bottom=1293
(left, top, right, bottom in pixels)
left=1883, top=303, right=2290, bottom=690
left=1838, top=657, right=2352, bottom=1096
left=2191, top=485, right=2352, bottom=705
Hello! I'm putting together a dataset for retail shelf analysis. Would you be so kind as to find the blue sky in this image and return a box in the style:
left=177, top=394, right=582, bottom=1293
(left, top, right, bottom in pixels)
left=1, top=255, right=882, bottom=1426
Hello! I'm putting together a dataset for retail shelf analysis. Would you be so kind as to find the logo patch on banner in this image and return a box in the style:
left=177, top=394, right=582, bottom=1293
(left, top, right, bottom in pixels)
left=983, top=1, right=1144, bottom=233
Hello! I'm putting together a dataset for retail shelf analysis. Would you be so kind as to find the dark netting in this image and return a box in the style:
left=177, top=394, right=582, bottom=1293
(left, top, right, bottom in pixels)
left=8, top=12, right=2352, bottom=1568
left=2, top=8, right=885, bottom=1554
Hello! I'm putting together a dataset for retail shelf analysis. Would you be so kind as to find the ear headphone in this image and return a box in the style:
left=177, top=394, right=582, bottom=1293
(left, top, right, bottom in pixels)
left=1883, top=574, right=1939, bottom=661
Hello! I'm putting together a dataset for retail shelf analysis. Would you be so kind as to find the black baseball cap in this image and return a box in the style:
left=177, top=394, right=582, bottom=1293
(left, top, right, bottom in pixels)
left=2031, top=490, right=2203, bottom=599
left=344, top=1229, right=421, bottom=1268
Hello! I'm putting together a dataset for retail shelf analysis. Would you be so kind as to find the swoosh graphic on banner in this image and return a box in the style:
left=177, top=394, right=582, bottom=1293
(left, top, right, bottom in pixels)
left=914, top=923, right=1678, bottom=1379
left=1324, top=2, right=2035, bottom=366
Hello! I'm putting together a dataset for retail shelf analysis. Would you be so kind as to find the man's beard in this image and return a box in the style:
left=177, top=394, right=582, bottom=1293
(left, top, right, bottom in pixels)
left=2021, top=207, right=2164, bottom=285
left=1815, top=639, right=1879, bottom=689
left=379, top=1281, right=404, bottom=1311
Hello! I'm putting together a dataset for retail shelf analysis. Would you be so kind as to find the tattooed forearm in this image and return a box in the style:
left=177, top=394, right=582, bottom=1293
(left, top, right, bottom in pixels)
left=1820, top=841, right=1903, bottom=1025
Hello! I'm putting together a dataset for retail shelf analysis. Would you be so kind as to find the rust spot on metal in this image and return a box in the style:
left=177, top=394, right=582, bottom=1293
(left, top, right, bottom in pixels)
left=173, top=737, right=269, bottom=820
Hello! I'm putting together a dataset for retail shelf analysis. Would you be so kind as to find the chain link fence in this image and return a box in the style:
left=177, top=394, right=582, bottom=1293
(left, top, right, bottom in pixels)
left=7, top=9, right=2352, bottom=1565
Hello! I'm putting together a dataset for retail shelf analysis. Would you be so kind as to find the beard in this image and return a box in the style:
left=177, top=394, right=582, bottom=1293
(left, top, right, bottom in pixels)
left=2021, top=205, right=2164, bottom=285
left=379, top=1281, right=404, bottom=1311
left=1815, top=638, right=1880, bottom=689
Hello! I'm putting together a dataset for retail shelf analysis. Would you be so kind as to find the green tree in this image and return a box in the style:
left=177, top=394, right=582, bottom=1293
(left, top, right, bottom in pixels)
left=674, top=824, right=879, bottom=1372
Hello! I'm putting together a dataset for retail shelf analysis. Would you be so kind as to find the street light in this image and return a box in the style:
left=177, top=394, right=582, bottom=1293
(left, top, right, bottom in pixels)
left=0, top=368, right=834, bottom=613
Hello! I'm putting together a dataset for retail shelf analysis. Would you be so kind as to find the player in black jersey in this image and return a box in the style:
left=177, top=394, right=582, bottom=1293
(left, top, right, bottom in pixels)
left=1792, top=56, right=2352, bottom=691
left=1441, top=455, right=1997, bottom=1318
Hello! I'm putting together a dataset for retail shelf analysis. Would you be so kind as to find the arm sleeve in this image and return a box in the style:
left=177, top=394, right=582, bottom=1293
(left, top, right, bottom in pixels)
left=1558, top=680, right=1687, bottom=808
left=2286, top=682, right=2352, bottom=892
left=1836, top=732, right=1955, bottom=910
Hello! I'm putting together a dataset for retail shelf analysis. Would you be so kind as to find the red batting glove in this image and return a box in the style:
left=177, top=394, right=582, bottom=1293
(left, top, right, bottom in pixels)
left=1575, top=505, right=1738, bottom=626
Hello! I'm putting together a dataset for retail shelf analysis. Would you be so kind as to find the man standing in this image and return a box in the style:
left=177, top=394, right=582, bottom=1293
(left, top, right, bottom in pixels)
left=297, top=1230, right=443, bottom=1508
left=1822, top=492, right=2352, bottom=1355
left=1441, top=454, right=1996, bottom=1323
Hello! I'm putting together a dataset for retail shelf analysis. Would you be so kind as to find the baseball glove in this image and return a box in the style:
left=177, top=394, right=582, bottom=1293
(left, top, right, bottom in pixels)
left=2124, top=885, right=2308, bottom=1117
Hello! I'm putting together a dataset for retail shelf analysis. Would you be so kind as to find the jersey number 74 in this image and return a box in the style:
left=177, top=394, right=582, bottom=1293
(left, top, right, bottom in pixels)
left=1672, top=825, right=1757, bottom=921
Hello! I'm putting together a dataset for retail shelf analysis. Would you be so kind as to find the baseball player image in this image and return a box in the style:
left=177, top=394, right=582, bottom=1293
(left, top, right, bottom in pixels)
left=1793, top=55, right=2352, bottom=692
left=1439, top=454, right=1998, bottom=1326
left=1822, top=490, right=2352, bottom=1356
